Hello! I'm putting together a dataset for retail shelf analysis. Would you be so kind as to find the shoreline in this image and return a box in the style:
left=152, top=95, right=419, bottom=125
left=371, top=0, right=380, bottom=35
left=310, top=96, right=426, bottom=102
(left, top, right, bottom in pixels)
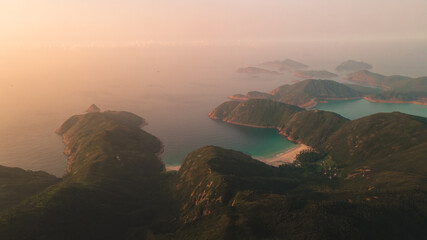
left=256, top=144, right=310, bottom=167
left=363, top=96, right=427, bottom=106
left=165, top=143, right=309, bottom=171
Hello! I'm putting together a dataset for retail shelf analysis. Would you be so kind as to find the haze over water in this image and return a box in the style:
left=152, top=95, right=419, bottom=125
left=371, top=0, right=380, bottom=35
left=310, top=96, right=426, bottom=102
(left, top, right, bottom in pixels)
left=1, top=39, right=427, bottom=176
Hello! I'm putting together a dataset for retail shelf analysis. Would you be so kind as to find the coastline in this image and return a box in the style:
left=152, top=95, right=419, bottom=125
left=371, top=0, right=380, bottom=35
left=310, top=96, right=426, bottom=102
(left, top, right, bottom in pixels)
left=165, top=143, right=309, bottom=171
left=256, top=144, right=310, bottom=167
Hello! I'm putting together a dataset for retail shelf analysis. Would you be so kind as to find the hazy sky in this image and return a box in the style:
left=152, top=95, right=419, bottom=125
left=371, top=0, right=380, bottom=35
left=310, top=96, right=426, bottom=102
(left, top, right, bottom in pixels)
left=1, top=0, right=427, bottom=46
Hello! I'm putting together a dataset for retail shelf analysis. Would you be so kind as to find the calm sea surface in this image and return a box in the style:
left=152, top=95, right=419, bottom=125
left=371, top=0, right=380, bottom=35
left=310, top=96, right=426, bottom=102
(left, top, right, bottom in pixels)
left=1, top=40, right=426, bottom=176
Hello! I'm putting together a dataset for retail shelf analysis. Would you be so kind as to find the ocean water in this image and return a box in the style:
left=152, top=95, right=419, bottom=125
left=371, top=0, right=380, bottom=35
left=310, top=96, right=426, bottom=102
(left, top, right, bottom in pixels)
left=314, top=99, right=427, bottom=120
left=1, top=40, right=426, bottom=176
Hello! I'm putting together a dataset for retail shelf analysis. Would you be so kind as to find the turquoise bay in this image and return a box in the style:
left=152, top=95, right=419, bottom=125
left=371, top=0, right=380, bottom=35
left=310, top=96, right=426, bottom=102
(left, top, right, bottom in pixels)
left=314, top=99, right=427, bottom=120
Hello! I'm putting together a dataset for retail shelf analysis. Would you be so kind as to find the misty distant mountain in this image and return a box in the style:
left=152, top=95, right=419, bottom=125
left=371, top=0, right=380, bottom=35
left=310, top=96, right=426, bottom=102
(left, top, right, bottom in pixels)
left=236, top=67, right=281, bottom=75
left=336, top=60, right=373, bottom=72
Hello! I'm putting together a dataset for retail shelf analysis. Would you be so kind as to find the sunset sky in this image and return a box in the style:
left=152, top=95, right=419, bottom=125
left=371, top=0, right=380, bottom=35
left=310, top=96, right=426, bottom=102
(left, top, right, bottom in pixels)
left=1, top=0, right=427, bottom=47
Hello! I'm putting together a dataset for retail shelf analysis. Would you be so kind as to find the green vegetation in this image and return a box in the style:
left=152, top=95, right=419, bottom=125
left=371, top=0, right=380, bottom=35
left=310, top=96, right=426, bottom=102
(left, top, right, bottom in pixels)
left=344, top=83, right=381, bottom=94
left=324, top=112, right=427, bottom=174
left=208, top=99, right=427, bottom=239
left=230, top=79, right=365, bottom=108
left=210, top=99, right=349, bottom=146
left=0, top=166, right=58, bottom=212
left=1, top=106, right=426, bottom=239
left=270, top=79, right=363, bottom=107
left=209, top=99, right=304, bottom=127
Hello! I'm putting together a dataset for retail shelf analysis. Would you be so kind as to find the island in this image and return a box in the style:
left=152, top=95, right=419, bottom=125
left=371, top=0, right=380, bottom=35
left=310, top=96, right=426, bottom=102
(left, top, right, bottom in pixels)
left=336, top=60, right=373, bottom=72
left=0, top=105, right=426, bottom=239
left=229, top=91, right=273, bottom=101
left=261, top=59, right=309, bottom=71
left=236, top=67, right=281, bottom=75
left=294, top=70, right=338, bottom=79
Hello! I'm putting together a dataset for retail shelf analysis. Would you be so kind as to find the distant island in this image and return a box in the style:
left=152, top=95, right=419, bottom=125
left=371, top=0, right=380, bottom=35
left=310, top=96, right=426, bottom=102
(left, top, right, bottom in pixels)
left=236, top=67, right=281, bottom=75
left=260, top=59, right=309, bottom=71
left=294, top=70, right=338, bottom=79
left=0, top=105, right=426, bottom=239
left=336, top=60, right=373, bottom=72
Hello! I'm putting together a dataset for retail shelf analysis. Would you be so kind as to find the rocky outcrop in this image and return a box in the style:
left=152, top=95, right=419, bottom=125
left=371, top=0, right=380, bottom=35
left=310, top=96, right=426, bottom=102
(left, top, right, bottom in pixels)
left=86, top=104, right=101, bottom=113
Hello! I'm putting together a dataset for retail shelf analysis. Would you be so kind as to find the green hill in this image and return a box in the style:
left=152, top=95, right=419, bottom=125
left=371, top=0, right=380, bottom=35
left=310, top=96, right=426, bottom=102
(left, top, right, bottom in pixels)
left=209, top=99, right=304, bottom=127
left=230, top=79, right=364, bottom=108
left=346, top=70, right=414, bottom=90
left=270, top=79, right=363, bottom=107
left=323, top=112, right=427, bottom=174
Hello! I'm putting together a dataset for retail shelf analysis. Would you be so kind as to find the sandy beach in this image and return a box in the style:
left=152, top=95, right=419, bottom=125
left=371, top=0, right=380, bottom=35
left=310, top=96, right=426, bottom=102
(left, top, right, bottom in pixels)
left=166, top=144, right=310, bottom=170
left=257, top=144, right=311, bottom=167
left=166, top=165, right=181, bottom=171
